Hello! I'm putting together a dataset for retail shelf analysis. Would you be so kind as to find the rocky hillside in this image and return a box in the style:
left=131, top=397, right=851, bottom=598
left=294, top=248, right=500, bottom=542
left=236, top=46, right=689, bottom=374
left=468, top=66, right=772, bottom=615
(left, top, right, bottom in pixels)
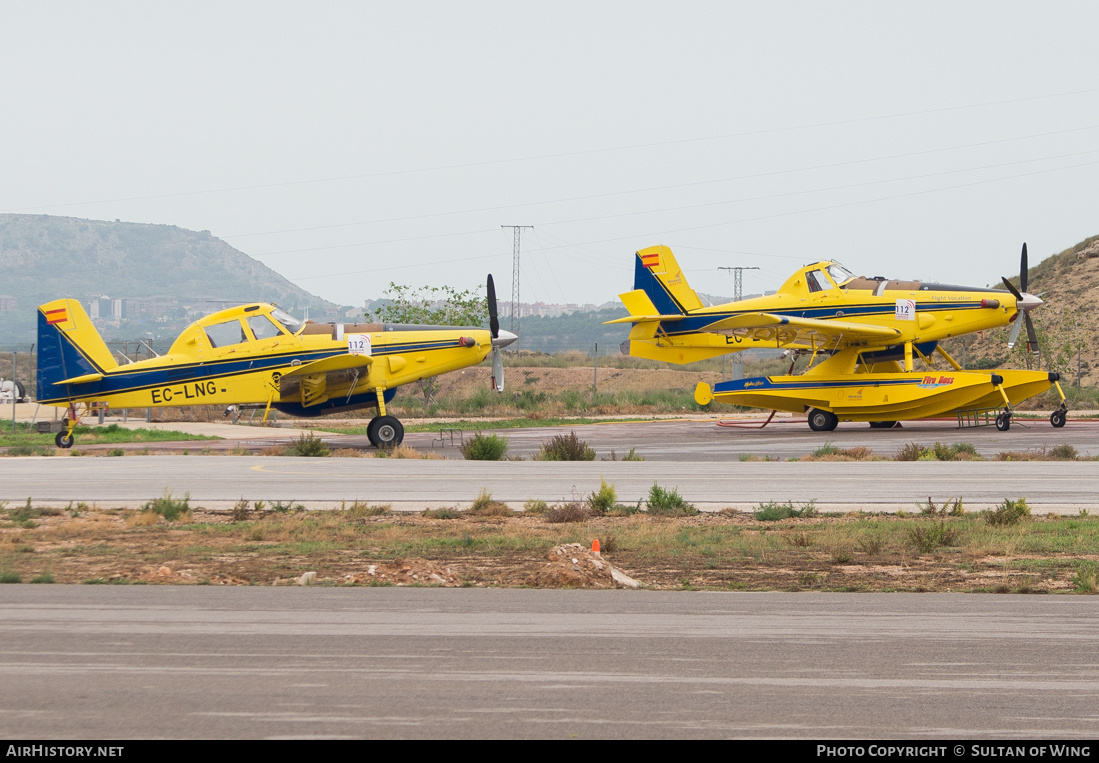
left=940, top=234, right=1099, bottom=387
left=0, top=214, right=339, bottom=343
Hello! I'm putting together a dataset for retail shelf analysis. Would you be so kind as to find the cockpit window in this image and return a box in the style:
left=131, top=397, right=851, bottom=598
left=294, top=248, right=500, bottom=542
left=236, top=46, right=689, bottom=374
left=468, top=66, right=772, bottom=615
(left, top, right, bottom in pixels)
left=205, top=319, right=249, bottom=348
left=247, top=315, right=283, bottom=340
left=806, top=269, right=830, bottom=293
left=826, top=263, right=854, bottom=286
left=270, top=308, right=303, bottom=335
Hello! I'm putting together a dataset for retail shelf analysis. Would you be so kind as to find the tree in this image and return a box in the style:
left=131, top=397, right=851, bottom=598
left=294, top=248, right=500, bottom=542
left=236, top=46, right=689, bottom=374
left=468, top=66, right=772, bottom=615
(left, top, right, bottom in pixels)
left=372, top=283, right=487, bottom=327
left=371, top=283, right=488, bottom=404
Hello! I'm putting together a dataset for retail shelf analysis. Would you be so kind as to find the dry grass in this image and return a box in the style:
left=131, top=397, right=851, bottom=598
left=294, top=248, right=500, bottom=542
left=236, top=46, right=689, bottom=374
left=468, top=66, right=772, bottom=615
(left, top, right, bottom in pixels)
left=2, top=507, right=1098, bottom=592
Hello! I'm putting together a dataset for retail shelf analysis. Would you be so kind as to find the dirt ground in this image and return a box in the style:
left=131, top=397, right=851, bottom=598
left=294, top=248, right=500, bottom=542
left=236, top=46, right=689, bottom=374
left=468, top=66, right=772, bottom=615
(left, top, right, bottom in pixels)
left=4, top=508, right=1095, bottom=593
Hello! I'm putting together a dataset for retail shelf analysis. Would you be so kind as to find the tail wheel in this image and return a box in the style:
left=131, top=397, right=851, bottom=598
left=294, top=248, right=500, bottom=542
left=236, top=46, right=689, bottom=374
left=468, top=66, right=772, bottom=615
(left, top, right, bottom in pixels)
left=55, top=431, right=74, bottom=449
left=1051, top=409, right=1067, bottom=428
left=367, top=415, right=404, bottom=448
left=808, top=408, right=838, bottom=432
left=995, top=412, right=1011, bottom=432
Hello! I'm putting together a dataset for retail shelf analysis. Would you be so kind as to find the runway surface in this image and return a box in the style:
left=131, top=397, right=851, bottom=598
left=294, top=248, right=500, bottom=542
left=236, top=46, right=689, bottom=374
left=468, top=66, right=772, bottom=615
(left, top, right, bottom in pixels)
left=1, top=456, right=1098, bottom=511
left=2, top=417, right=1098, bottom=511
left=2, top=587, right=1097, bottom=739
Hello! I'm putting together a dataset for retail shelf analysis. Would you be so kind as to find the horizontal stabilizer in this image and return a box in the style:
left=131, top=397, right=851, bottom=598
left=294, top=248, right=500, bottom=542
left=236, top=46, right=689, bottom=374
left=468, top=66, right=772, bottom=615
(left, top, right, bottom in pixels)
left=56, top=372, right=105, bottom=385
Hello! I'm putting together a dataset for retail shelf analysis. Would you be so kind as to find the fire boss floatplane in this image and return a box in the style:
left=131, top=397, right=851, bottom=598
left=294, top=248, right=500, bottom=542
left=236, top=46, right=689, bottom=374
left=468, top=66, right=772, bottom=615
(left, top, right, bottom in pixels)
left=609, top=245, right=1066, bottom=431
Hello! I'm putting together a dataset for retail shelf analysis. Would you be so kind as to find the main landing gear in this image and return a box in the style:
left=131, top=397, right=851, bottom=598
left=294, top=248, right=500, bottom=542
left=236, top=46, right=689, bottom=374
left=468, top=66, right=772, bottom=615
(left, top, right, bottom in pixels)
left=807, top=408, right=838, bottom=432
left=366, top=415, right=404, bottom=448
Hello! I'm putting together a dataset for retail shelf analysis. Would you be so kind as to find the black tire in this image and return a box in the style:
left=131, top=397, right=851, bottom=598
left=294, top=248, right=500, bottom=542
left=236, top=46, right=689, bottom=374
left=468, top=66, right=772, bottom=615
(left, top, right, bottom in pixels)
left=808, top=408, right=838, bottom=432
left=55, top=431, right=74, bottom=449
left=1051, top=409, right=1067, bottom=428
left=368, top=415, right=404, bottom=448
left=995, top=412, right=1011, bottom=432
left=868, top=421, right=897, bottom=429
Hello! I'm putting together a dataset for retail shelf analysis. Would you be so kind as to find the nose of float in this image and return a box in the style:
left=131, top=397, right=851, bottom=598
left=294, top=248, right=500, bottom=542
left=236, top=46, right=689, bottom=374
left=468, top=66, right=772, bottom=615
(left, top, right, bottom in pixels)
left=492, top=329, right=518, bottom=349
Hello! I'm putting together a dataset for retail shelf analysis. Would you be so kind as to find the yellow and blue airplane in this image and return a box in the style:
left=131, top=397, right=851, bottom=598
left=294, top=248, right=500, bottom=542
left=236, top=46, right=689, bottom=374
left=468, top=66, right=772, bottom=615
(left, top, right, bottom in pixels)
left=36, top=276, right=516, bottom=448
left=610, top=245, right=1066, bottom=431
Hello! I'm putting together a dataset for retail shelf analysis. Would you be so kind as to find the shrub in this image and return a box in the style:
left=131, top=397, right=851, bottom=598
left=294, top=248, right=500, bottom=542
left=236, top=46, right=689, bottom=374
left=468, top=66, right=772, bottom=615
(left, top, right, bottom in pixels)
left=544, top=502, right=591, bottom=523
left=535, top=432, right=596, bottom=461
left=522, top=499, right=548, bottom=515
left=1050, top=444, right=1079, bottom=461
left=461, top=433, right=509, bottom=461
left=1072, top=562, right=1098, bottom=594
left=468, top=488, right=513, bottom=516
left=347, top=501, right=391, bottom=517
left=906, top=520, right=963, bottom=553
left=754, top=500, right=816, bottom=521
left=30, top=572, right=55, bottom=584
left=812, top=442, right=840, bottom=457
left=919, top=497, right=964, bottom=517
left=587, top=478, right=617, bottom=515
left=984, top=497, right=1031, bottom=526
left=896, top=442, right=924, bottom=461
left=0, top=572, right=21, bottom=584
left=230, top=498, right=251, bottom=522
left=142, top=490, right=191, bottom=522
left=646, top=483, right=697, bottom=516
left=423, top=507, right=461, bottom=519
left=288, top=431, right=329, bottom=457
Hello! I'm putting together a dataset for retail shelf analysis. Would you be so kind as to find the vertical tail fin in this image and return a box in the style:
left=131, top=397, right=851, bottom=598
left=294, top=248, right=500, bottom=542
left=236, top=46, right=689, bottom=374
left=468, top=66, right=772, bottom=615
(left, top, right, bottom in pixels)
left=632, top=245, right=703, bottom=315
left=37, top=299, right=117, bottom=404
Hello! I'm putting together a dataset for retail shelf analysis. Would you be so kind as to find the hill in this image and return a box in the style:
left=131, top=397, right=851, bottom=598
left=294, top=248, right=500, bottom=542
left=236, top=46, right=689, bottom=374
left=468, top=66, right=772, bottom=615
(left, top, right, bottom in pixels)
left=940, top=234, right=1099, bottom=387
left=0, top=214, right=340, bottom=344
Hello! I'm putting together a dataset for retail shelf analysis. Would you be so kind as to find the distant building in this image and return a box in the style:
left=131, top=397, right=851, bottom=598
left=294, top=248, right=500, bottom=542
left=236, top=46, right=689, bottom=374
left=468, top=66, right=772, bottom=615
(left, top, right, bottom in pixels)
left=0, top=295, right=16, bottom=312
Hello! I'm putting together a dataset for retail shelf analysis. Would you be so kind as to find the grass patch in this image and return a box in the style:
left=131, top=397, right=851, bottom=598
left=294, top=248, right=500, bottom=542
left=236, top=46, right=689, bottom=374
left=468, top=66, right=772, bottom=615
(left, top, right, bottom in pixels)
left=0, top=422, right=218, bottom=449
left=984, top=498, right=1031, bottom=526
left=754, top=500, right=817, bottom=521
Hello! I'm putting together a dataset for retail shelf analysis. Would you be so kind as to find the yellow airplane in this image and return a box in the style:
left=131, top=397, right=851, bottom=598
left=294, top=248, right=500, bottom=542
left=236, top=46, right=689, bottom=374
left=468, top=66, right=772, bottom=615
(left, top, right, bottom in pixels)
left=36, top=276, right=516, bottom=448
left=610, top=244, right=1067, bottom=432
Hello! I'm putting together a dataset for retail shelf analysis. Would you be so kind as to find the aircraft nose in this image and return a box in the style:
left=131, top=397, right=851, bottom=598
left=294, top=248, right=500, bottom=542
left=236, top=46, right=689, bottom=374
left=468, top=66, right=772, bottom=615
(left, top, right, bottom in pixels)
left=493, top=329, right=518, bottom=349
left=1019, top=292, right=1043, bottom=311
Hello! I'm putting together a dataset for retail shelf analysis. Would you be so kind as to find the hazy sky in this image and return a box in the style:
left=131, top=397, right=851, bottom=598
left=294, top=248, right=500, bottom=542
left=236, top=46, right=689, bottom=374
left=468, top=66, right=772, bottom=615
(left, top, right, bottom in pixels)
left=3, top=2, right=1097, bottom=308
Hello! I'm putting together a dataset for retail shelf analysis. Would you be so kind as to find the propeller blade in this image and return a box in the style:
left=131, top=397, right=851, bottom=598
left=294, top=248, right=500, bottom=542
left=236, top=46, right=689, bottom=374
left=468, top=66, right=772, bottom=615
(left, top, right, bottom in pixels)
left=1020, top=243, right=1028, bottom=294
left=1025, top=314, right=1039, bottom=355
left=487, top=274, right=499, bottom=339
left=1001, top=276, right=1022, bottom=300
left=1007, top=318, right=1023, bottom=350
left=491, top=347, right=504, bottom=392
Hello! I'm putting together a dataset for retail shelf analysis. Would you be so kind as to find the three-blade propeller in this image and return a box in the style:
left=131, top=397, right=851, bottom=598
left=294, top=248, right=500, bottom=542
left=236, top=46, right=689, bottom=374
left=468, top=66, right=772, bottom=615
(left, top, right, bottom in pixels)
left=1000, top=243, right=1042, bottom=365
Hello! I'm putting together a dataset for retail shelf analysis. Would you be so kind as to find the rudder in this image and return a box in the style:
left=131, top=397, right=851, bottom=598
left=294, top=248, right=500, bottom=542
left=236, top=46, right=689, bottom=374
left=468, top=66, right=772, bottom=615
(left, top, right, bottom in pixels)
left=633, top=245, right=703, bottom=315
left=37, top=299, right=117, bottom=404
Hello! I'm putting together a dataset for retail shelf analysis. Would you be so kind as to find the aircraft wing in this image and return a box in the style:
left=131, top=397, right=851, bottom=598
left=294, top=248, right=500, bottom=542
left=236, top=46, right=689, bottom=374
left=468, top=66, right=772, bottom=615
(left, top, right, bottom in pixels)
left=698, top=312, right=901, bottom=348
left=279, top=353, right=374, bottom=379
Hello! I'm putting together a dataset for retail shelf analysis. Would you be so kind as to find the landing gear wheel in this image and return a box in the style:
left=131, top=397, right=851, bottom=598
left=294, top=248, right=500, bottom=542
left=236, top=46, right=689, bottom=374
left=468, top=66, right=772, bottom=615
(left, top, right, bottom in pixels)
left=367, top=415, right=404, bottom=448
left=995, top=412, right=1011, bottom=432
left=868, top=421, right=898, bottom=429
left=55, top=431, right=74, bottom=449
left=808, top=408, right=838, bottom=432
left=1051, top=408, right=1067, bottom=428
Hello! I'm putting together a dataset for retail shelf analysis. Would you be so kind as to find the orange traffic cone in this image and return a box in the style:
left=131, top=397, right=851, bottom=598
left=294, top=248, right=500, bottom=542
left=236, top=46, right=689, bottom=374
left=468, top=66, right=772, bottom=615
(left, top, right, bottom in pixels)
left=592, top=539, right=601, bottom=556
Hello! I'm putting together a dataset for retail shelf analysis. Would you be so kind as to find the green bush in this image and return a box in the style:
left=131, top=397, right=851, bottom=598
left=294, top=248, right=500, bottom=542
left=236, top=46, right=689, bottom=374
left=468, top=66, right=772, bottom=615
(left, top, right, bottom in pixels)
left=522, top=499, right=548, bottom=515
left=461, top=433, right=509, bottom=461
left=906, top=520, right=963, bottom=553
left=423, top=507, right=462, bottom=519
left=142, top=490, right=191, bottom=522
left=588, top=478, right=617, bottom=515
left=535, top=432, right=596, bottom=461
left=288, top=431, right=329, bottom=457
left=984, top=497, right=1031, bottom=526
left=754, top=500, right=817, bottom=521
left=646, top=483, right=697, bottom=516
left=1050, top=444, right=1079, bottom=461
